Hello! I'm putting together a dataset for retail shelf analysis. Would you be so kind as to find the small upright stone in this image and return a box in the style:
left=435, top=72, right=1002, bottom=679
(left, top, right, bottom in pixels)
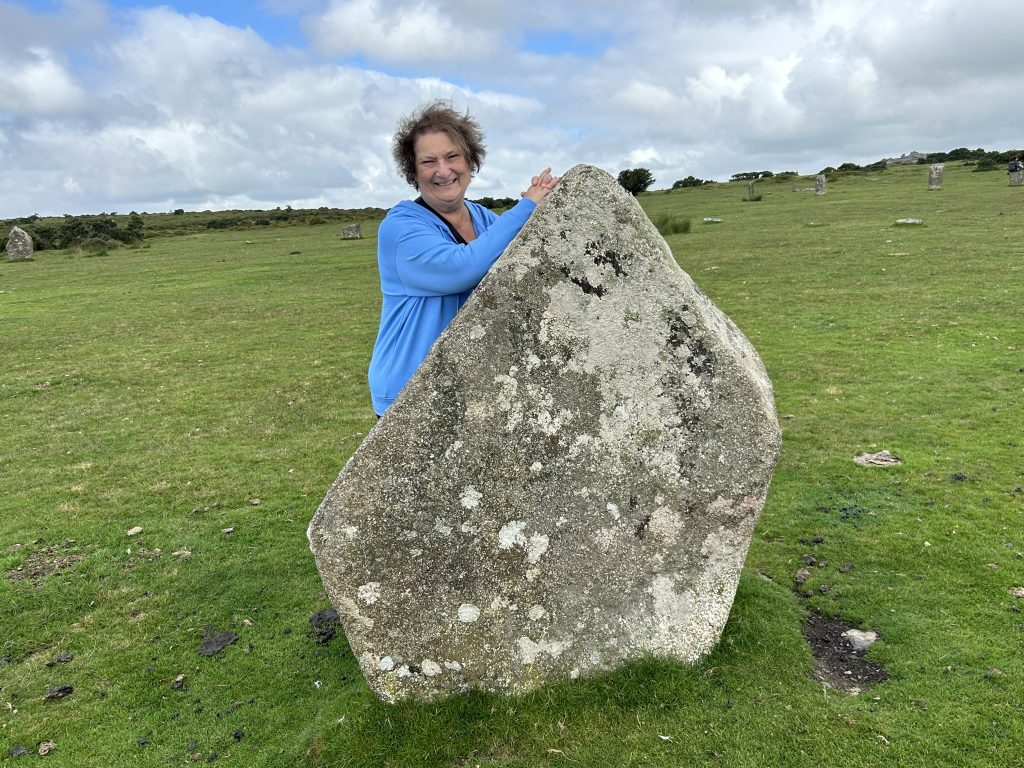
left=5, top=226, right=33, bottom=261
left=309, top=164, right=781, bottom=703
left=1010, top=170, right=1024, bottom=187
left=341, top=224, right=361, bottom=239
left=928, top=163, right=943, bottom=190
left=815, top=174, right=826, bottom=196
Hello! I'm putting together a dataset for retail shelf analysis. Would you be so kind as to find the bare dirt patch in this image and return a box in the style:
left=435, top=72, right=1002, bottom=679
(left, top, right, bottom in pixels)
left=5, top=540, right=86, bottom=586
left=803, top=611, right=888, bottom=693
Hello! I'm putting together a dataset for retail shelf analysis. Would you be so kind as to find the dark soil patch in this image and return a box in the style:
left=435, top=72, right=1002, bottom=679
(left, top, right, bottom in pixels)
left=309, top=608, right=341, bottom=645
left=5, top=540, right=85, bottom=586
left=803, top=611, right=888, bottom=693
left=198, top=629, right=239, bottom=657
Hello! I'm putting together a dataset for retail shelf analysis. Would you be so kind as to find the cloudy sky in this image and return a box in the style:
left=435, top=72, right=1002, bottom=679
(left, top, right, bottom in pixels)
left=2, top=0, right=1022, bottom=217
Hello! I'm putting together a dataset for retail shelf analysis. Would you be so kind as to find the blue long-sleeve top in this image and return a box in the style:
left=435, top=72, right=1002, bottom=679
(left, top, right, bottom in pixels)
left=368, top=196, right=537, bottom=415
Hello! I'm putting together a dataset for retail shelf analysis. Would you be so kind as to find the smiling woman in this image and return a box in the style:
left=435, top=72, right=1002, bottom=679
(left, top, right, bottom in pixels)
left=367, top=100, right=559, bottom=416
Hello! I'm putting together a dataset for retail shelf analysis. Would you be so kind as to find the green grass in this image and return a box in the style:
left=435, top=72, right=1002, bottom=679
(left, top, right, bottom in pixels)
left=2, top=162, right=1023, bottom=766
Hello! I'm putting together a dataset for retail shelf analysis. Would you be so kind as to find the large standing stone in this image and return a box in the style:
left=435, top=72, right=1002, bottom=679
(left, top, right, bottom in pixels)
left=308, top=164, right=781, bottom=703
left=815, top=174, right=826, bottom=196
left=1010, top=170, right=1024, bottom=187
left=5, top=227, right=33, bottom=261
left=341, top=224, right=361, bottom=239
left=928, top=163, right=943, bottom=190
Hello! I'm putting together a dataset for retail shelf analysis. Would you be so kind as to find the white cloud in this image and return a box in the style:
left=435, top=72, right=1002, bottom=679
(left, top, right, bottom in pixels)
left=306, top=0, right=502, bottom=64
left=2, top=0, right=1024, bottom=217
left=0, top=47, right=87, bottom=116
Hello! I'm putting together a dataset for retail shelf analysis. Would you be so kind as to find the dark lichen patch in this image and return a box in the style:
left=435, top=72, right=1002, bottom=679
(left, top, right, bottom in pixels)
left=559, top=265, right=606, bottom=298
left=586, top=240, right=628, bottom=277
left=685, top=337, right=716, bottom=378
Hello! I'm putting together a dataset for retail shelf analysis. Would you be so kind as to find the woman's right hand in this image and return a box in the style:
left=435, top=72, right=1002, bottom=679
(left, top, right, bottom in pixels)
left=522, top=167, right=560, bottom=203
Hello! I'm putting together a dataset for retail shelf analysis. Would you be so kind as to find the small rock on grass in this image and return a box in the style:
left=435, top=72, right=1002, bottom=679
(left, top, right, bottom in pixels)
left=172, top=673, right=186, bottom=689
left=795, top=569, right=811, bottom=585
left=126, top=526, right=144, bottom=537
left=853, top=449, right=902, bottom=467
left=38, top=741, right=56, bottom=756
left=8, top=745, right=29, bottom=757
left=1011, top=587, right=1024, bottom=599
left=842, top=628, right=878, bottom=652
left=43, top=684, right=74, bottom=700
left=45, top=651, right=73, bottom=667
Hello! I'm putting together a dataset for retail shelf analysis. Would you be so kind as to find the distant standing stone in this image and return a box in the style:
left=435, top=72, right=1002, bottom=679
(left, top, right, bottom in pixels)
left=1010, top=170, right=1024, bottom=187
left=747, top=181, right=755, bottom=199
left=928, top=163, right=943, bottom=190
left=309, top=164, right=781, bottom=703
left=341, top=224, right=361, bottom=239
left=5, top=226, right=33, bottom=261
left=815, top=175, right=826, bottom=196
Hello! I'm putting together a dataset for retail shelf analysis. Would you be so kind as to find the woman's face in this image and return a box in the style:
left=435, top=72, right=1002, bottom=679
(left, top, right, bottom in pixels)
left=413, top=130, right=471, bottom=212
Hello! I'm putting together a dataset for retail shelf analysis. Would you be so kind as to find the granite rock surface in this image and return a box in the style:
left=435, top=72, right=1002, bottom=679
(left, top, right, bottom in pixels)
left=309, top=164, right=781, bottom=702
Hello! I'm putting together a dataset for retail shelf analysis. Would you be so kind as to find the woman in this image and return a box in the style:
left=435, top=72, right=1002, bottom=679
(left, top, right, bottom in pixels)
left=368, top=101, right=559, bottom=416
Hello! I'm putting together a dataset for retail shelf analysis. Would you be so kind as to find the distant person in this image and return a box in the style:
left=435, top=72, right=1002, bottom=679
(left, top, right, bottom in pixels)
left=1009, top=157, right=1023, bottom=173
left=367, top=100, right=559, bottom=417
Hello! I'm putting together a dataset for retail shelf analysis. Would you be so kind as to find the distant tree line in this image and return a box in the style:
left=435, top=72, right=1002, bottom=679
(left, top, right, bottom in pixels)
left=0, top=213, right=145, bottom=253
left=471, top=196, right=518, bottom=210
left=672, top=176, right=716, bottom=189
left=1, top=205, right=387, bottom=252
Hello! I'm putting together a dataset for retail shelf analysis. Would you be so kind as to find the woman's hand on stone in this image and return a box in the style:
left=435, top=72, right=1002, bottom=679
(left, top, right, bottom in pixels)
left=522, top=167, right=560, bottom=203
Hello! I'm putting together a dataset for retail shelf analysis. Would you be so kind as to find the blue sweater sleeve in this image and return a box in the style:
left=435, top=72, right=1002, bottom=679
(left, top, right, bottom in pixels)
left=380, top=198, right=536, bottom=296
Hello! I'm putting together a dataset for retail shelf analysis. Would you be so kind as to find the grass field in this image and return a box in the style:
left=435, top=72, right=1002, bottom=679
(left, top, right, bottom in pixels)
left=2, top=161, right=1022, bottom=766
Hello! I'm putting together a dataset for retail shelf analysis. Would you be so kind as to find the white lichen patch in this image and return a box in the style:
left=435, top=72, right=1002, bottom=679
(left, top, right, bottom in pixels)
left=357, top=582, right=381, bottom=605
left=533, top=409, right=562, bottom=436
left=460, top=520, right=479, bottom=534
left=498, top=521, right=528, bottom=550
left=525, top=352, right=542, bottom=372
left=460, top=486, right=483, bottom=510
left=341, top=525, right=359, bottom=540
left=493, top=374, right=524, bottom=431
left=607, top=502, right=621, bottom=521
left=421, top=659, right=443, bottom=677
left=529, top=461, right=544, bottom=473
left=444, top=660, right=463, bottom=672
left=517, top=636, right=570, bottom=665
left=378, top=656, right=395, bottom=671
left=528, top=604, right=548, bottom=621
left=498, top=522, right=548, bottom=564
left=525, top=568, right=540, bottom=581
left=469, top=324, right=486, bottom=340
left=526, top=533, right=550, bottom=564
left=409, top=548, right=423, bottom=558
left=457, top=603, right=481, bottom=623
left=434, top=518, right=453, bottom=535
